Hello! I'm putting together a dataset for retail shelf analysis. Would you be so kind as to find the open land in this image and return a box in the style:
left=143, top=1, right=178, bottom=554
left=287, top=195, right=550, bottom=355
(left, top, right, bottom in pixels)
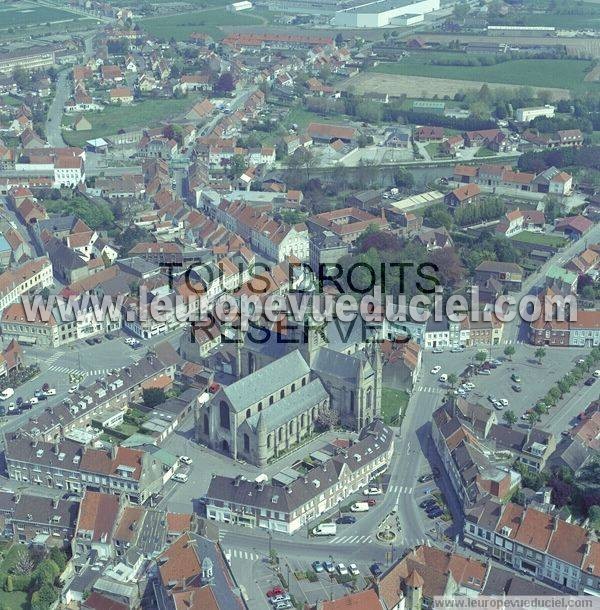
left=341, top=72, right=571, bottom=100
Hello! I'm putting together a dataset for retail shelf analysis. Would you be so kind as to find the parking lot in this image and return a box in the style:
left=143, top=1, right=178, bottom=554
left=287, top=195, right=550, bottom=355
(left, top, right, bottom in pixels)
left=423, top=344, right=597, bottom=435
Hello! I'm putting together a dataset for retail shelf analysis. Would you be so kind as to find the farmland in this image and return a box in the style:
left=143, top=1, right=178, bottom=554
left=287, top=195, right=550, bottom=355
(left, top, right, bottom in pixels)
left=62, top=95, right=199, bottom=147
left=140, top=7, right=263, bottom=41
left=370, top=57, right=594, bottom=91
left=341, top=72, right=570, bottom=101
left=0, top=4, right=81, bottom=28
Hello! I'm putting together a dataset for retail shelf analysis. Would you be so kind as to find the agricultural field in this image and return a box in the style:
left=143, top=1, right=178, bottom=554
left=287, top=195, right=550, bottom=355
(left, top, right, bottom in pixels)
left=370, top=57, right=594, bottom=91
left=0, top=4, right=80, bottom=28
left=341, top=72, right=570, bottom=101
left=62, top=95, right=199, bottom=147
left=140, top=7, right=264, bottom=41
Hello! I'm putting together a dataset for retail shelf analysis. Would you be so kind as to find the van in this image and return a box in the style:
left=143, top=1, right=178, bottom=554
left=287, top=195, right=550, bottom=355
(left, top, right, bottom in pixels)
left=172, top=473, right=188, bottom=483
left=312, top=522, right=337, bottom=536
left=350, top=502, right=369, bottom=512
left=0, top=388, right=14, bottom=401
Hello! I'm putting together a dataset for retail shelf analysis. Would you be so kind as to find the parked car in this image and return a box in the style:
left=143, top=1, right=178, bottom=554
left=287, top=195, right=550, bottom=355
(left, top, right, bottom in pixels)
left=511, top=374, right=521, bottom=383
left=311, top=561, right=324, bottom=573
left=179, top=456, right=193, bottom=465
left=271, top=594, right=290, bottom=604
left=267, top=587, right=284, bottom=598
left=29, top=396, right=39, bottom=405
left=499, top=399, right=509, bottom=407
left=585, top=377, right=596, bottom=386
left=420, top=498, right=436, bottom=509
left=336, top=515, right=356, bottom=525
left=337, top=563, right=349, bottom=576
left=172, top=473, right=188, bottom=483
left=94, top=337, right=102, bottom=344
left=594, top=370, right=600, bottom=378
left=428, top=508, right=444, bottom=518
left=348, top=564, right=360, bottom=576
left=366, top=498, right=377, bottom=507
left=0, top=388, right=14, bottom=401
left=370, top=563, right=383, bottom=577
left=430, top=365, right=441, bottom=375
left=478, top=369, right=491, bottom=375
left=323, top=561, right=335, bottom=573
left=512, top=384, right=522, bottom=392
left=20, top=402, right=32, bottom=410
left=450, top=346, right=465, bottom=353
left=418, top=473, right=434, bottom=483
left=85, top=338, right=95, bottom=345
left=362, top=486, right=382, bottom=496
left=432, top=347, right=444, bottom=354
left=274, top=602, right=292, bottom=610
left=69, top=385, right=79, bottom=394
left=15, top=397, right=22, bottom=406
left=439, top=373, right=448, bottom=383
left=42, top=383, right=50, bottom=392
left=105, top=333, right=115, bottom=340
left=44, top=388, right=56, bottom=396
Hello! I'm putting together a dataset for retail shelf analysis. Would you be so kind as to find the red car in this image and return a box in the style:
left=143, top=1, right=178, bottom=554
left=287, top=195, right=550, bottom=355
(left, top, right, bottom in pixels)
left=367, top=499, right=377, bottom=506
left=267, top=587, right=284, bottom=598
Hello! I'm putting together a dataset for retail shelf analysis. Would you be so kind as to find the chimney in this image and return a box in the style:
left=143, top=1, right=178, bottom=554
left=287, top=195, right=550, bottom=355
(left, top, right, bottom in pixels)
left=52, top=497, right=59, bottom=509
left=53, top=442, right=60, bottom=455
left=110, top=445, right=118, bottom=460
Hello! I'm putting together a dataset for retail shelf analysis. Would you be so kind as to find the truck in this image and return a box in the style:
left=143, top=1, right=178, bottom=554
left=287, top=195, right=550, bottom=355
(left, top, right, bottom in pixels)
left=312, top=522, right=337, bottom=536
left=350, top=502, right=370, bottom=513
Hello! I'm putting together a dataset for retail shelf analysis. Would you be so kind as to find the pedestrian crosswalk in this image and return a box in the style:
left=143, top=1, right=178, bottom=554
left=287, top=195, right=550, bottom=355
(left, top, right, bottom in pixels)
left=387, top=485, right=413, bottom=494
left=223, top=548, right=260, bottom=561
left=414, top=386, right=443, bottom=394
left=48, top=365, right=113, bottom=377
left=46, top=352, right=63, bottom=365
left=328, top=535, right=372, bottom=545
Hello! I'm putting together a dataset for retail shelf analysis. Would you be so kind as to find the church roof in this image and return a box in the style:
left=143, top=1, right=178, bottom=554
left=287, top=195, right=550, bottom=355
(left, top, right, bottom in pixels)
left=246, top=379, right=327, bottom=433
left=222, top=350, right=310, bottom=413
left=311, top=347, right=370, bottom=382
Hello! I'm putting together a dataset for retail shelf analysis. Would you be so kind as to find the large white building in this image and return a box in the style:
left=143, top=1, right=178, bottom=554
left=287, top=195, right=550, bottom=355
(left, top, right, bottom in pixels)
left=515, top=105, right=555, bottom=123
left=334, top=0, right=440, bottom=27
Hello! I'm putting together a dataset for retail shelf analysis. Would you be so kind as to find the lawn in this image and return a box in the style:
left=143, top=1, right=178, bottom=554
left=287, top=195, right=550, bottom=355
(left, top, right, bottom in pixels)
left=424, top=142, right=450, bottom=159
left=474, top=147, right=497, bottom=158
left=140, top=8, right=263, bottom=41
left=381, top=387, right=409, bottom=427
left=0, top=5, right=80, bottom=28
left=284, top=106, right=345, bottom=130
left=370, top=58, right=593, bottom=91
left=0, top=590, right=28, bottom=610
left=510, top=231, right=567, bottom=248
left=62, top=95, right=199, bottom=147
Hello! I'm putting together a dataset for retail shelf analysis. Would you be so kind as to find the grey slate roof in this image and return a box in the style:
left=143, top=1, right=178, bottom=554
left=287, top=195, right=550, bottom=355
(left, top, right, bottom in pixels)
left=222, top=350, right=310, bottom=413
left=311, top=347, right=367, bottom=382
left=247, top=379, right=327, bottom=432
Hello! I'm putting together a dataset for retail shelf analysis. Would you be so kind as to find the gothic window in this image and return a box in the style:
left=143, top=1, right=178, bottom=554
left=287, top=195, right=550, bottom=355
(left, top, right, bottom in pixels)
left=366, top=387, right=373, bottom=411
left=267, top=434, right=271, bottom=449
left=278, top=427, right=284, bottom=442
left=203, top=413, right=209, bottom=435
left=243, top=433, right=250, bottom=453
left=246, top=408, right=251, bottom=419
left=219, top=401, right=230, bottom=430
left=291, top=383, right=296, bottom=392
left=269, top=395, right=274, bottom=405
left=258, top=402, right=262, bottom=411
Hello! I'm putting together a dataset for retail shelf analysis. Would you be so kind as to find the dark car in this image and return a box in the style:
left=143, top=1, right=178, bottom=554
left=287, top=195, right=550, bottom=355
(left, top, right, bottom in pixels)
left=367, top=498, right=377, bottom=506
left=105, top=333, right=115, bottom=340
left=94, top=337, right=102, bottom=344
left=85, top=338, right=95, bottom=345
left=370, top=563, right=383, bottom=577
left=336, top=515, right=356, bottom=525
left=585, top=378, right=596, bottom=386
left=420, top=498, right=436, bottom=509
left=418, top=473, right=434, bottom=483
left=512, top=384, right=522, bottom=392
left=428, top=508, right=444, bottom=519
left=15, top=397, right=23, bottom=406
left=20, top=402, right=32, bottom=410
left=426, top=503, right=441, bottom=514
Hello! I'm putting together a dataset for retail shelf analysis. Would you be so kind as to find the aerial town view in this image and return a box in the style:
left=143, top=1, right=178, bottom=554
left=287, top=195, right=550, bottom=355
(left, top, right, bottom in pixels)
left=3, top=0, right=600, bottom=609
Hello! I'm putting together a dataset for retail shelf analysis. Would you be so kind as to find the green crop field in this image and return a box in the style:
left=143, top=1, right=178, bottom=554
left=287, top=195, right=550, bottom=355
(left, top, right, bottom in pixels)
left=140, top=7, right=263, bottom=41
left=0, top=5, right=79, bottom=28
left=370, top=57, right=594, bottom=92
left=62, top=95, right=200, bottom=147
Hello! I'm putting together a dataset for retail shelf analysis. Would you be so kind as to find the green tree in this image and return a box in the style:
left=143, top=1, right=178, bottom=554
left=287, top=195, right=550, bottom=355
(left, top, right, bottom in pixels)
left=4, top=575, right=12, bottom=592
left=475, top=351, right=487, bottom=364
left=535, top=348, right=546, bottom=365
left=503, top=345, right=515, bottom=361
left=453, top=1, right=470, bottom=21
left=527, top=411, right=540, bottom=427
left=142, top=387, right=166, bottom=408
left=394, top=168, right=415, bottom=190
left=589, top=505, right=600, bottom=530
left=503, top=409, right=517, bottom=426
left=48, top=548, right=67, bottom=573
left=447, top=373, right=458, bottom=388
left=228, top=154, right=246, bottom=180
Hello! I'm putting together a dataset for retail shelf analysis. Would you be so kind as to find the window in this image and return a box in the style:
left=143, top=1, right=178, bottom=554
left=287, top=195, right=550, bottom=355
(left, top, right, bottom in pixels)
left=267, top=434, right=271, bottom=449
left=280, top=389, right=284, bottom=399
left=350, top=391, right=355, bottom=413
left=291, top=383, right=295, bottom=392
left=219, top=401, right=230, bottom=430
left=258, top=402, right=262, bottom=411
left=243, top=433, right=250, bottom=453
left=246, top=408, right=251, bottom=419
left=278, top=428, right=283, bottom=442
left=203, top=413, right=209, bottom=435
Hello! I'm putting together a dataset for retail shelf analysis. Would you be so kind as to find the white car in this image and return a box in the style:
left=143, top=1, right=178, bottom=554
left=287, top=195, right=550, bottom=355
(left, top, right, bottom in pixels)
left=465, top=382, right=475, bottom=391
left=439, top=374, right=448, bottom=383
left=348, top=563, right=360, bottom=576
left=29, top=397, right=39, bottom=405
left=363, top=486, right=382, bottom=496
left=68, top=385, right=79, bottom=394
left=494, top=401, right=504, bottom=410
left=430, top=365, right=441, bottom=375
left=44, top=388, right=56, bottom=396
left=179, top=456, right=193, bottom=465
left=594, top=370, right=600, bottom=378
left=172, top=473, right=189, bottom=483
left=432, top=347, right=444, bottom=354
left=337, top=563, right=349, bottom=576
left=499, top=399, right=509, bottom=407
